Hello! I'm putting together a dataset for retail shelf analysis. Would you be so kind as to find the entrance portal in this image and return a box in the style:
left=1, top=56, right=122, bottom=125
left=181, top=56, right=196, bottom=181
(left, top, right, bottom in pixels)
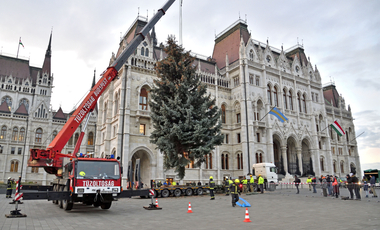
left=131, top=150, right=151, bottom=189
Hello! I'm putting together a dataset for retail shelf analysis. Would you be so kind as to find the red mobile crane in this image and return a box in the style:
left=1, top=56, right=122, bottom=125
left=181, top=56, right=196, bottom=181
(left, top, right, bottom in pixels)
left=22, top=0, right=176, bottom=211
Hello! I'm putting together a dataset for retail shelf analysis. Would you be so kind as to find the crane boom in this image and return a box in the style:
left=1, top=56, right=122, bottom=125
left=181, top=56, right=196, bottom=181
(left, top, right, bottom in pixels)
left=28, top=0, right=176, bottom=176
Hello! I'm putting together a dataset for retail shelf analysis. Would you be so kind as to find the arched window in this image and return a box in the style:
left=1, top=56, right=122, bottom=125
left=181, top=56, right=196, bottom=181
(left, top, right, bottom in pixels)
left=19, top=98, right=29, bottom=111
left=320, top=156, right=324, bottom=171
left=249, top=50, right=254, bottom=60
left=297, top=93, right=302, bottom=113
left=68, top=136, right=73, bottom=146
left=139, top=88, right=148, bottom=110
left=74, top=133, right=79, bottom=146
left=283, top=89, right=287, bottom=109
left=205, top=154, right=208, bottom=169
left=256, top=153, right=259, bottom=164
left=10, top=160, right=19, bottom=172
left=31, top=167, right=39, bottom=173
left=221, top=154, right=225, bottom=169
left=273, top=87, right=278, bottom=107
left=267, top=85, right=272, bottom=105
left=237, top=154, right=241, bottom=169
left=141, top=47, right=144, bottom=56
left=225, top=154, right=229, bottom=170
left=340, top=161, right=344, bottom=173
left=103, top=102, right=107, bottom=123
left=259, top=153, right=263, bottom=163
left=12, top=127, right=18, bottom=141
left=302, top=94, right=307, bottom=113
left=221, top=104, right=226, bottom=123
left=333, top=161, right=337, bottom=173
left=255, top=77, right=260, bottom=86
left=145, top=48, right=149, bottom=57
left=1, top=126, right=7, bottom=139
left=1, top=96, right=12, bottom=111
left=114, top=93, right=119, bottom=116
left=35, top=128, right=42, bottom=143
left=52, top=130, right=57, bottom=141
left=19, top=128, right=25, bottom=141
left=289, top=91, right=293, bottom=110
left=240, top=153, right=243, bottom=169
left=88, top=132, right=94, bottom=145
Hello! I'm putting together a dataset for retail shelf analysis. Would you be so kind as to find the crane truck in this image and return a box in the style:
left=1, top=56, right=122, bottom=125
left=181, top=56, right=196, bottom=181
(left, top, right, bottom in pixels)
left=21, top=0, right=176, bottom=211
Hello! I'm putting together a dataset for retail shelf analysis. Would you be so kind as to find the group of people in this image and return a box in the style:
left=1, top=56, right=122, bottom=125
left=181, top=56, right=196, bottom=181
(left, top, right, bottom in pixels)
left=293, top=174, right=378, bottom=200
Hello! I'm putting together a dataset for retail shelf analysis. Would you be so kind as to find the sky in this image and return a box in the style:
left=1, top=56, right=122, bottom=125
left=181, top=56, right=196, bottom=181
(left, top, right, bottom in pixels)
left=1, top=0, right=379, bottom=171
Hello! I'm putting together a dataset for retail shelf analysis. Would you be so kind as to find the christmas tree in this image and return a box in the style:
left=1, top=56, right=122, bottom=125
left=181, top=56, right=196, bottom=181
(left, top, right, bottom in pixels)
left=150, top=37, right=223, bottom=179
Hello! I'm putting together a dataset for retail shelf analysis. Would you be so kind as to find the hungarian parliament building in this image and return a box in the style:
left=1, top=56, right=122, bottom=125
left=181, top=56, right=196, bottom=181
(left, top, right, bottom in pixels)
left=0, top=17, right=361, bottom=185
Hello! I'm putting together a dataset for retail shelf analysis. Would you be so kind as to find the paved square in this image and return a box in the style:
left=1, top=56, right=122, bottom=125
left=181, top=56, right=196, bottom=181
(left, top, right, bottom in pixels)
left=1, top=187, right=379, bottom=230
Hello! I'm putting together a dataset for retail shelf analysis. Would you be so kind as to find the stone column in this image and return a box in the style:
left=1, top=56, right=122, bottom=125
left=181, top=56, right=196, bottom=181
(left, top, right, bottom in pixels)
left=297, top=148, right=303, bottom=175
left=281, top=146, right=288, bottom=174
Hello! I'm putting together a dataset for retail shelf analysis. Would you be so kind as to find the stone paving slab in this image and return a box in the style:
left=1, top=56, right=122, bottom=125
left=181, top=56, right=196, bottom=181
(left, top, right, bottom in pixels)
left=0, top=188, right=379, bottom=230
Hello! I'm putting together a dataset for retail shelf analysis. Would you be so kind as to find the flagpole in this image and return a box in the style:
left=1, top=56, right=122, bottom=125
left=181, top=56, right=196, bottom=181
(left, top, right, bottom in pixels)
left=319, top=123, right=331, bottom=133
left=259, top=106, right=276, bottom=122
left=349, top=131, right=365, bottom=143
left=16, top=37, right=21, bottom=58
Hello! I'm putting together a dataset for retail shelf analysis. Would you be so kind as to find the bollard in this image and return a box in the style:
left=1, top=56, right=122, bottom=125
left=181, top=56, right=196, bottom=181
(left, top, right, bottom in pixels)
left=5, top=176, right=26, bottom=218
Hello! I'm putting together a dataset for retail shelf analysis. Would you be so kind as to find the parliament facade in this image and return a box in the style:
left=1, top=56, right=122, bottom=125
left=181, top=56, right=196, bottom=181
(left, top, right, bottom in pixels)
left=95, top=17, right=361, bottom=185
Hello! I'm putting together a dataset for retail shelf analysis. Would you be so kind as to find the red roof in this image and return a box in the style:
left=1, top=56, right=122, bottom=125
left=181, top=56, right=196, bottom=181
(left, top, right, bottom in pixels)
left=0, top=101, right=10, bottom=113
left=0, top=55, right=37, bottom=85
left=323, top=84, right=339, bottom=107
left=53, top=107, right=66, bottom=120
left=212, top=21, right=250, bottom=69
left=14, top=103, right=28, bottom=115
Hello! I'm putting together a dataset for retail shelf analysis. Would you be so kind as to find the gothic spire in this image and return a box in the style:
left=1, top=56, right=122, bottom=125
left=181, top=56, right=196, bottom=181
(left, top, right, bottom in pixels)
left=42, top=31, right=52, bottom=76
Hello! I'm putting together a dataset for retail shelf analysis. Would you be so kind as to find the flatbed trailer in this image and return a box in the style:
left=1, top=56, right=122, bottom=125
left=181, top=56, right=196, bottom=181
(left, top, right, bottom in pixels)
left=151, top=185, right=213, bottom=198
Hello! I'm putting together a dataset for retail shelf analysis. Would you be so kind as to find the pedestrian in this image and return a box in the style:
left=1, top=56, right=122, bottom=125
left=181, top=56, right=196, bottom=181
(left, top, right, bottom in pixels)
left=224, top=177, right=230, bottom=196
left=6, top=177, right=12, bottom=198
left=346, top=174, right=354, bottom=199
left=197, top=181, right=201, bottom=186
left=326, top=175, right=332, bottom=196
left=307, top=176, right=312, bottom=191
left=294, top=175, right=301, bottom=194
left=157, top=181, right=162, bottom=187
left=369, top=175, right=378, bottom=198
left=312, top=176, right=317, bottom=193
left=163, top=181, right=168, bottom=186
left=332, top=176, right=339, bottom=198
left=351, top=173, right=360, bottom=200
left=258, top=174, right=264, bottom=193
left=242, top=177, right=248, bottom=193
left=249, top=175, right=255, bottom=192
left=322, top=176, right=328, bottom=197
left=362, top=176, right=369, bottom=198
left=209, top=176, right=215, bottom=200
left=172, top=181, right=176, bottom=186
left=230, top=179, right=240, bottom=207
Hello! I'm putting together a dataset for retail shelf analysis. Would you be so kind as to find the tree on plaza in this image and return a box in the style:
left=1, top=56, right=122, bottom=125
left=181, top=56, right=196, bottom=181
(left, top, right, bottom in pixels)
left=149, top=36, right=224, bottom=179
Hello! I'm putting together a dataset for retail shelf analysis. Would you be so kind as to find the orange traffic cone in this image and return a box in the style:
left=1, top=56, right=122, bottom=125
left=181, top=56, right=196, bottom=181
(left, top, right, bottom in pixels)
left=243, top=208, right=252, bottom=222
left=155, top=199, right=160, bottom=208
left=187, top=202, right=193, bottom=213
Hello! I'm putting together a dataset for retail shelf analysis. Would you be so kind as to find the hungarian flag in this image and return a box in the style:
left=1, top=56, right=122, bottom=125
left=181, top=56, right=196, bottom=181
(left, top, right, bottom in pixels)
left=330, top=121, right=345, bottom=136
left=19, top=38, right=24, bottom=48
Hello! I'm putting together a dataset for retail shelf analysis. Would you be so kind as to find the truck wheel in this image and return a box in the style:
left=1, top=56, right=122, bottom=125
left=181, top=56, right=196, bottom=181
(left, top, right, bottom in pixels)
left=93, top=201, right=101, bottom=208
left=62, top=185, right=73, bottom=211
left=196, top=188, right=203, bottom=195
left=58, top=186, right=64, bottom=209
left=174, top=189, right=181, bottom=197
left=100, top=201, right=112, bottom=210
left=161, top=189, right=170, bottom=198
left=52, top=185, right=58, bottom=204
left=185, top=188, right=193, bottom=196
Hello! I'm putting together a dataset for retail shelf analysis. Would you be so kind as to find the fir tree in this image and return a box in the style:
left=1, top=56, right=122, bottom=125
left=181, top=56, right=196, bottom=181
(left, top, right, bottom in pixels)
left=150, top=36, right=224, bottom=179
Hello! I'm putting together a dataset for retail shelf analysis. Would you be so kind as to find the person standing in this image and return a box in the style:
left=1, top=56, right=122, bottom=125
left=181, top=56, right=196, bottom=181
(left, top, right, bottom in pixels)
left=242, top=177, right=248, bottom=193
left=224, top=177, right=230, bottom=196
left=258, top=175, right=264, bottom=194
left=346, top=174, right=354, bottom=199
left=332, top=176, right=339, bottom=198
left=369, top=175, right=378, bottom=198
left=6, top=177, right=13, bottom=198
left=230, top=179, right=240, bottom=207
left=362, top=176, right=369, bottom=198
left=326, top=175, right=332, bottom=196
left=307, top=176, right=312, bottom=191
left=351, top=173, right=361, bottom=200
left=312, top=176, right=317, bottom=193
left=209, top=176, right=215, bottom=200
left=249, top=175, right=255, bottom=192
left=322, top=177, right=328, bottom=197
left=294, top=175, right=301, bottom=194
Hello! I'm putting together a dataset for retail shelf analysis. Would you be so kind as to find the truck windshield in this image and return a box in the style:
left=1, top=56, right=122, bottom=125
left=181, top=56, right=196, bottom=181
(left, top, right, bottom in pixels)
left=76, top=161, right=120, bottom=179
left=270, top=167, right=277, bottom=173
